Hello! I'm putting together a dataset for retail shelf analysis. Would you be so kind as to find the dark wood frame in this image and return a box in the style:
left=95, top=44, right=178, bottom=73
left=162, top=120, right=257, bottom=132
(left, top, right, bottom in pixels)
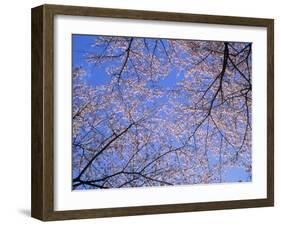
left=31, top=4, right=274, bottom=221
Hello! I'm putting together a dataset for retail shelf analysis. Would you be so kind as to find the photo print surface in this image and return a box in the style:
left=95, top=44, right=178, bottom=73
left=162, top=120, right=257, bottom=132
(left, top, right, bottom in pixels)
left=72, top=34, right=252, bottom=190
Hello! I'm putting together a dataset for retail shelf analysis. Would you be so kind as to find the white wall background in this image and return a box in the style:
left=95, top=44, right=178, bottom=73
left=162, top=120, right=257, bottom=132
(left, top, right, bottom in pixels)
left=0, top=0, right=279, bottom=225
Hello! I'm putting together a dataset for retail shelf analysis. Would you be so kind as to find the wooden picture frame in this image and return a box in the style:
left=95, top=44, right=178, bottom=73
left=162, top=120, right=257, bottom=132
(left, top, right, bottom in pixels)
left=31, top=4, right=274, bottom=221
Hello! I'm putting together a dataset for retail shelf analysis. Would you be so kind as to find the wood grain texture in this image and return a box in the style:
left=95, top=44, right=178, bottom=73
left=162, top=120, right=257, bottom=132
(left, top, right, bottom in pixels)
left=31, top=5, right=44, bottom=220
left=31, top=4, right=274, bottom=221
left=31, top=5, right=55, bottom=220
left=267, top=19, right=274, bottom=206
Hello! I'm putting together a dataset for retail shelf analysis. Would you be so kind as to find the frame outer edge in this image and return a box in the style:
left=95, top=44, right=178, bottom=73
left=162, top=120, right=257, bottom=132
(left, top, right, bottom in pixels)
left=43, top=4, right=272, bottom=27
left=43, top=4, right=56, bottom=221
left=31, top=5, right=44, bottom=220
left=267, top=19, right=274, bottom=206
left=31, top=5, right=55, bottom=221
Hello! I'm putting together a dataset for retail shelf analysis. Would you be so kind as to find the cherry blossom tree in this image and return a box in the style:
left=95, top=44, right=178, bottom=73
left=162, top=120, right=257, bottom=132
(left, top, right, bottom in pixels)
left=72, top=35, right=252, bottom=189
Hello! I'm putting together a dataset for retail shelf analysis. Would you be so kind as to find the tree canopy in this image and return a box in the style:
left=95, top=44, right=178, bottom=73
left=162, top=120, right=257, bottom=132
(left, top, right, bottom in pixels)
left=72, top=35, right=252, bottom=190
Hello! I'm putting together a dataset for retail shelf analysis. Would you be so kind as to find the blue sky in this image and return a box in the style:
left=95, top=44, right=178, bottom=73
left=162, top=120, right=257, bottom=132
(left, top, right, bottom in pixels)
left=72, top=35, right=111, bottom=87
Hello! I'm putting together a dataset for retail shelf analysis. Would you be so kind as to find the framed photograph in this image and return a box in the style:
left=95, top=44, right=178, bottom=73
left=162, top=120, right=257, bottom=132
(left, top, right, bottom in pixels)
left=31, top=4, right=274, bottom=221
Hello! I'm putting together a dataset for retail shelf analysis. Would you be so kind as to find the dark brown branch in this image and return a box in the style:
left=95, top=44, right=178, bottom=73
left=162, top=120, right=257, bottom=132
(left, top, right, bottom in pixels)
left=73, top=122, right=135, bottom=182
